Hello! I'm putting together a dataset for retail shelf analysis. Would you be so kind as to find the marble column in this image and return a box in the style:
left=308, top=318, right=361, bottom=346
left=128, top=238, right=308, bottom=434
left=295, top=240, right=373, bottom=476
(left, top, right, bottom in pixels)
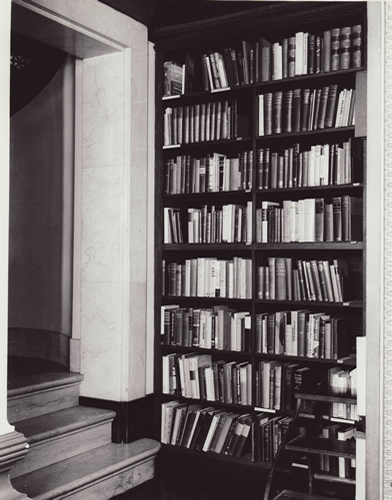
left=78, top=44, right=149, bottom=402
left=0, top=1, right=29, bottom=498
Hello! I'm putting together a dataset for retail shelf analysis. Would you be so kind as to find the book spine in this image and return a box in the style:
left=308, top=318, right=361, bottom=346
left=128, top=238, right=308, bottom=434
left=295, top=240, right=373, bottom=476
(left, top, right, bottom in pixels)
left=272, top=91, right=283, bottom=134
left=293, top=89, right=301, bottom=133
left=323, top=30, right=331, bottom=72
left=308, top=34, right=315, bottom=75
left=288, top=36, right=296, bottom=78
left=301, top=89, right=311, bottom=132
left=352, top=25, right=362, bottom=68
left=340, top=26, right=352, bottom=70
left=330, top=28, right=340, bottom=71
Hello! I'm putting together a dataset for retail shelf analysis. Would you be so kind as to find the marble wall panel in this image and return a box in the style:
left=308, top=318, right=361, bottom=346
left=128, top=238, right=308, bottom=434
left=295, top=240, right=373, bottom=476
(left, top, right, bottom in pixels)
left=80, top=281, right=123, bottom=401
left=127, top=282, right=147, bottom=399
left=81, top=166, right=122, bottom=284
left=82, top=53, right=124, bottom=169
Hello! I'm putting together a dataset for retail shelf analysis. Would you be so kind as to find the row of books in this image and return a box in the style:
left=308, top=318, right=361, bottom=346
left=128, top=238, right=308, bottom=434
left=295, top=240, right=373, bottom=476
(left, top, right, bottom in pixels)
left=188, top=203, right=252, bottom=244
left=329, top=366, right=357, bottom=420
left=163, top=100, right=248, bottom=146
left=261, top=26, right=362, bottom=82
left=199, top=26, right=362, bottom=92
left=163, top=55, right=194, bottom=97
left=258, top=85, right=355, bottom=137
left=255, top=196, right=362, bottom=243
left=162, top=353, right=252, bottom=405
left=255, top=310, right=350, bottom=360
left=253, top=412, right=292, bottom=463
left=256, top=361, right=357, bottom=419
left=319, top=422, right=356, bottom=479
left=161, top=401, right=253, bottom=458
left=163, top=257, right=252, bottom=299
left=161, top=305, right=251, bottom=352
left=164, top=151, right=253, bottom=195
left=257, top=257, right=353, bottom=303
left=164, top=138, right=359, bottom=195
left=257, top=140, right=356, bottom=190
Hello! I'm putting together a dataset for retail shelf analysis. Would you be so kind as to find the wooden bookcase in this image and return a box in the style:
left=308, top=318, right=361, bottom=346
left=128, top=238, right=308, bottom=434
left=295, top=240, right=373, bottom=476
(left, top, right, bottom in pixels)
left=153, top=2, right=367, bottom=497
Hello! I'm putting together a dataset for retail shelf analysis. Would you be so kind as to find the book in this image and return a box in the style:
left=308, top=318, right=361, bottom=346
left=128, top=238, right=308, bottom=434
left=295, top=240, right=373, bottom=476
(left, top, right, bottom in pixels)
left=352, top=25, right=362, bottom=68
left=180, top=404, right=203, bottom=447
left=292, top=89, right=301, bottom=132
left=184, top=54, right=195, bottom=94
left=317, top=86, right=330, bottom=129
left=342, top=195, right=363, bottom=242
left=288, top=36, right=296, bottom=78
left=213, top=413, right=239, bottom=454
left=340, top=26, right=352, bottom=70
left=161, top=400, right=180, bottom=443
left=325, top=84, right=338, bottom=128
left=164, top=61, right=183, bottom=96
left=323, top=30, right=331, bottom=73
left=330, top=28, right=340, bottom=71
left=260, top=37, right=272, bottom=82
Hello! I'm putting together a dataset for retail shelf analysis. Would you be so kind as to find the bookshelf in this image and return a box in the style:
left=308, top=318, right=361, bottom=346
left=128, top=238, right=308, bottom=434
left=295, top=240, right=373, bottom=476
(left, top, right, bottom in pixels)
left=154, top=2, right=367, bottom=497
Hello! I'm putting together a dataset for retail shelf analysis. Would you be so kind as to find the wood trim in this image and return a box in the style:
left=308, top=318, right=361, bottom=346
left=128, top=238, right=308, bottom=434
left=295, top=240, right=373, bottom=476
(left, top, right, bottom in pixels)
left=153, top=2, right=366, bottom=50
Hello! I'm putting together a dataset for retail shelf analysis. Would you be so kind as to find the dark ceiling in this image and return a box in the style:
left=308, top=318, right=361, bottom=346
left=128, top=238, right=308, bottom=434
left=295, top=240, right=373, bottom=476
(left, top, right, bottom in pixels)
left=99, top=0, right=269, bottom=36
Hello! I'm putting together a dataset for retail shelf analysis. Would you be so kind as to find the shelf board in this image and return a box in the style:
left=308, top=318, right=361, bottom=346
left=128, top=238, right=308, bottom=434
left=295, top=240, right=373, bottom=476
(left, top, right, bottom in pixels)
left=254, top=353, right=356, bottom=367
left=295, top=391, right=357, bottom=404
left=161, top=344, right=251, bottom=357
left=255, top=299, right=362, bottom=309
left=163, top=184, right=363, bottom=199
left=162, top=69, right=365, bottom=101
left=285, top=435, right=356, bottom=458
left=257, top=126, right=355, bottom=141
left=163, top=137, right=253, bottom=150
left=256, top=183, right=364, bottom=194
left=163, top=190, right=252, bottom=200
left=161, top=296, right=252, bottom=304
left=163, top=242, right=363, bottom=251
left=163, top=243, right=252, bottom=251
left=254, top=242, right=364, bottom=250
left=161, top=393, right=252, bottom=411
left=313, top=472, right=356, bottom=485
left=163, top=444, right=272, bottom=469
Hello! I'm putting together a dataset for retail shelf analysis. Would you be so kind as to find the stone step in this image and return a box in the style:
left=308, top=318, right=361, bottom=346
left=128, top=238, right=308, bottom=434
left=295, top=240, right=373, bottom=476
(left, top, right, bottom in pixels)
left=11, top=438, right=161, bottom=500
left=11, top=406, right=116, bottom=478
left=8, top=371, right=84, bottom=423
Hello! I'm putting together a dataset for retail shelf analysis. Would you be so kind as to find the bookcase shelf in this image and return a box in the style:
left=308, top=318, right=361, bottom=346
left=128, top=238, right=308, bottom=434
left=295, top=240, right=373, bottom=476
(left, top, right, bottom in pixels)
left=155, top=2, right=366, bottom=494
left=163, top=137, right=254, bottom=150
left=161, top=344, right=251, bottom=357
left=163, top=444, right=272, bottom=470
left=256, top=126, right=355, bottom=142
left=163, top=243, right=363, bottom=251
left=255, top=299, right=362, bottom=308
left=255, top=353, right=356, bottom=367
left=255, top=66, right=365, bottom=89
left=295, top=391, right=357, bottom=404
left=286, top=435, right=356, bottom=458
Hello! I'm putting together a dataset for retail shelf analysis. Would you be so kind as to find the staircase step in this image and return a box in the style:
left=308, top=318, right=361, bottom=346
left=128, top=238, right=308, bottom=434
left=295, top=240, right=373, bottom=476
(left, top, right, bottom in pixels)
left=11, top=406, right=116, bottom=478
left=273, top=490, right=341, bottom=500
left=8, top=371, right=84, bottom=423
left=11, top=438, right=161, bottom=500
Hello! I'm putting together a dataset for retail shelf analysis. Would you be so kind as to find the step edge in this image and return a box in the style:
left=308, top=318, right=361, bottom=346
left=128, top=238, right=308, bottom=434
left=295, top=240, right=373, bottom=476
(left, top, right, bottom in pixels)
left=14, top=407, right=117, bottom=443
left=8, top=374, right=84, bottom=397
left=24, top=419, right=114, bottom=446
left=33, top=453, right=156, bottom=500
left=13, top=439, right=161, bottom=500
